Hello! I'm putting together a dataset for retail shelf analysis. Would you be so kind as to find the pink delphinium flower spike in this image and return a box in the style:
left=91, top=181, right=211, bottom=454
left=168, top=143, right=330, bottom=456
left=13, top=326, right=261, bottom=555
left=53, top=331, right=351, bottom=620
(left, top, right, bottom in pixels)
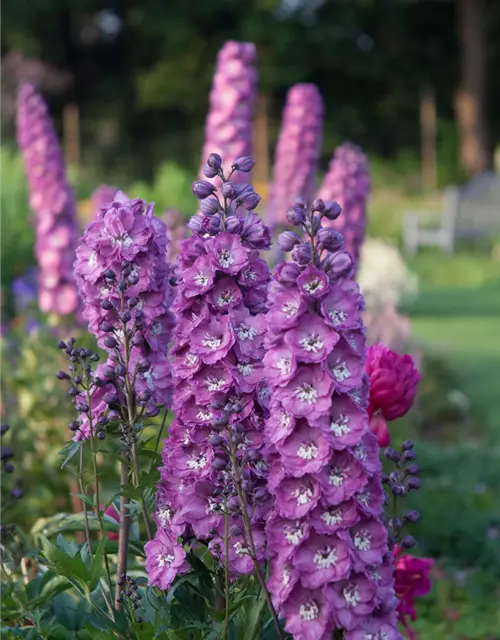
left=16, top=83, right=80, bottom=317
left=315, top=143, right=370, bottom=270
left=265, top=202, right=402, bottom=639
left=147, top=155, right=272, bottom=590
left=73, top=193, right=174, bottom=438
left=267, top=84, right=324, bottom=229
left=200, top=41, right=257, bottom=186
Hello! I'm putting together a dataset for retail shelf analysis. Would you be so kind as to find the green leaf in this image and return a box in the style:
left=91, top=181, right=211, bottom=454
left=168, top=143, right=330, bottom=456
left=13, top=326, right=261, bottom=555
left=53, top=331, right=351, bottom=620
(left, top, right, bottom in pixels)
left=51, top=592, right=91, bottom=632
left=59, top=440, right=83, bottom=469
left=89, top=535, right=106, bottom=591
left=39, top=535, right=91, bottom=591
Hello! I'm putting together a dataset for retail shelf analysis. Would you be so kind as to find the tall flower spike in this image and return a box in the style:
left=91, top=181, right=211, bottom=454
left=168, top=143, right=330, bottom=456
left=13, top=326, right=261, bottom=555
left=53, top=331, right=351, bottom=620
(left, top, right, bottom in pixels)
left=73, top=192, right=174, bottom=437
left=16, top=83, right=80, bottom=316
left=315, top=143, right=370, bottom=270
left=200, top=41, right=257, bottom=185
left=146, top=155, right=272, bottom=590
left=265, top=211, right=402, bottom=639
left=267, top=84, right=323, bottom=228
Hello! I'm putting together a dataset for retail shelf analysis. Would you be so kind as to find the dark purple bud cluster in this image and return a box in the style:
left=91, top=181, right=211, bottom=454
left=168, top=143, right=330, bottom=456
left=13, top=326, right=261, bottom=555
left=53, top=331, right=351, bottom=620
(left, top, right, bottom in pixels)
left=116, top=572, right=143, bottom=618
left=279, top=197, right=352, bottom=278
left=57, top=338, right=114, bottom=441
left=382, top=440, right=421, bottom=548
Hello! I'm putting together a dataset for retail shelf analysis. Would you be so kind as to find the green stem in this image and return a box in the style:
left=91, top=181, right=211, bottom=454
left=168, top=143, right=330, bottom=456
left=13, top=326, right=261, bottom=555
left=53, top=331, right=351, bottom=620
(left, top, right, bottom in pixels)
left=115, top=458, right=130, bottom=610
left=131, top=442, right=153, bottom=540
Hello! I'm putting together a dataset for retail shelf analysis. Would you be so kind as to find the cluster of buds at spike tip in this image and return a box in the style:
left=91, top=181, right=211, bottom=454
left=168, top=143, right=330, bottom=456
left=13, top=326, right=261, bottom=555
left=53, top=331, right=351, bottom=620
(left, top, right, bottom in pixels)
left=73, top=193, right=174, bottom=439
left=16, top=84, right=80, bottom=316
left=200, top=41, right=257, bottom=186
left=264, top=202, right=402, bottom=639
left=315, top=143, right=370, bottom=270
left=146, top=154, right=271, bottom=590
left=267, top=83, right=324, bottom=229
left=115, top=572, right=144, bottom=620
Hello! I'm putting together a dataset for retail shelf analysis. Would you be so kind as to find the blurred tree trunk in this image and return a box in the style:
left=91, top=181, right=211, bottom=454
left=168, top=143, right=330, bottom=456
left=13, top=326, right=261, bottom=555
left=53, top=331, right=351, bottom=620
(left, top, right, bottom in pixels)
left=420, top=88, right=437, bottom=189
left=454, top=0, right=492, bottom=176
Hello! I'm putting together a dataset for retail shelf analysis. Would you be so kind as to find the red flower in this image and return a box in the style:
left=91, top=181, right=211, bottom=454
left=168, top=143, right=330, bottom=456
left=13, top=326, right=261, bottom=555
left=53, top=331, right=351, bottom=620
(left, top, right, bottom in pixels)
left=393, top=546, right=434, bottom=639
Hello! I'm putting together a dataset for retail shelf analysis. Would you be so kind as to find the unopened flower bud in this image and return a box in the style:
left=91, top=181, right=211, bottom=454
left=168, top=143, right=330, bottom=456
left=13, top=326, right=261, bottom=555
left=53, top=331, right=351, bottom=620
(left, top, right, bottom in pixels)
left=323, top=201, right=342, bottom=220
left=401, top=535, right=416, bottom=549
left=199, top=196, right=222, bottom=216
left=404, top=510, right=420, bottom=523
left=286, top=207, right=305, bottom=226
left=115, top=364, right=127, bottom=377
left=209, top=434, right=224, bottom=447
left=407, top=463, right=420, bottom=475
left=221, top=182, right=237, bottom=199
left=188, top=214, right=204, bottom=233
left=101, top=365, right=115, bottom=379
left=136, top=359, right=151, bottom=373
left=202, top=214, right=222, bottom=235
left=317, top=227, right=344, bottom=251
left=207, top=152, right=222, bottom=171
left=407, top=477, right=421, bottom=491
left=311, top=198, right=325, bottom=213
left=275, top=262, right=302, bottom=285
left=100, top=322, right=114, bottom=333
left=291, top=242, right=312, bottom=265
left=203, top=163, right=218, bottom=178
left=403, top=450, right=416, bottom=461
left=104, top=336, right=118, bottom=349
left=225, top=216, right=242, bottom=234
left=402, top=440, right=414, bottom=451
left=278, top=231, right=301, bottom=252
left=254, top=487, right=268, bottom=502
left=212, top=457, right=228, bottom=471
left=146, top=406, right=160, bottom=418
left=104, top=269, right=116, bottom=280
left=104, top=391, right=118, bottom=405
left=232, top=156, right=255, bottom=172
left=192, top=180, right=216, bottom=199
left=57, top=370, right=70, bottom=380
left=101, top=300, right=114, bottom=311
left=384, top=448, right=400, bottom=463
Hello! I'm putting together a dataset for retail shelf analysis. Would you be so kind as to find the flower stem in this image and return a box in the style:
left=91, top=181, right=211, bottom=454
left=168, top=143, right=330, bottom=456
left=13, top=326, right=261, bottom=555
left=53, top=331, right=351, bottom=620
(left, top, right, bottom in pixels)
left=78, top=446, right=93, bottom=561
left=223, top=506, right=230, bottom=640
left=115, top=457, right=130, bottom=610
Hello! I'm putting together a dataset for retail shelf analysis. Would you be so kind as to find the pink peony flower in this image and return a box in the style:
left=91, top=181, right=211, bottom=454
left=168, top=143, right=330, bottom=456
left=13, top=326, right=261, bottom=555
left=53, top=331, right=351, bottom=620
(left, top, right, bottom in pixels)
left=393, top=546, right=434, bottom=638
left=366, top=345, right=420, bottom=422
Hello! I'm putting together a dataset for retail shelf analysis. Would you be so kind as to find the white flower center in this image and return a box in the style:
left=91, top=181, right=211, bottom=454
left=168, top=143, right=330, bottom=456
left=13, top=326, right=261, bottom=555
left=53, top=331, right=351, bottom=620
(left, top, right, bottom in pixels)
left=243, top=268, right=256, bottom=281
left=237, top=324, right=257, bottom=340
left=282, top=301, right=299, bottom=317
left=332, top=361, right=350, bottom=382
left=143, top=369, right=156, bottom=391
left=303, top=278, right=324, bottom=294
left=297, top=441, right=319, bottom=460
left=186, top=453, right=208, bottom=470
left=112, top=232, right=133, bottom=247
left=194, top=272, right=209, bottom=287
left=233, top=541, right=250, bottom=556
left=292, top=485, right=313, bottom=505
left=197, top=409, right=212, bottom=421
left=321, top=508, right=343, bottom=526
left=354, top=529, right=371, bottom=551
left=357, top=491, right=370, bottom=507
left=185, top=353, right=198, bottom=366
left=157, top=507, right=172, bottom=527
left=280, top=411, right=291, bottom=429
left=330, top=414, right=350, bottom=436
left=299, top=334, right=324, bottom=353
left=282, top=568, right=290, bottom=586
left=217, top=291, right=234, bottom=306
left=277, top=358, right=291, bottom=375
left=294, top=383, right=318, bottom=404
left=88, top=251, right=98, bottom=268
left=299, top=600, right=319, bottom=621
left=284, top=523, right=305, bottom=545
left=343, top=584, right=361, bottom=607
left=201, top=334, right=222, bottom=350
left=329, top=309, right=347, bottom=326
left=218, top=249, right=235, bottom=268
left=156, top=552, right=174, bottom=568
left=237, top=363, right=254, bottom=376
left=206, top=376, right=226, bottom=392
left=151, top=320, right=162, bottom=335
left=355, top=445, right=367, bottom=461
left=313, top=545, right=338, bottom=569
left=329, top=468, right=346, bottom=487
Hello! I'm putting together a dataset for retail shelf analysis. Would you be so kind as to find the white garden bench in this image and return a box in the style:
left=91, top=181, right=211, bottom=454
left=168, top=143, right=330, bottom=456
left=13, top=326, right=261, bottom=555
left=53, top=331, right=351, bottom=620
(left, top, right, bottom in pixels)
left=403, top=172, right=500, bottom=254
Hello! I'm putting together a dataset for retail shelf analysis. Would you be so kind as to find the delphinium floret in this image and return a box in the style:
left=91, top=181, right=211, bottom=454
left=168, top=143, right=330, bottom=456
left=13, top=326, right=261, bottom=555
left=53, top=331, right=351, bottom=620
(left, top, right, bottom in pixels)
left=264, top=198, right=402, bottom=639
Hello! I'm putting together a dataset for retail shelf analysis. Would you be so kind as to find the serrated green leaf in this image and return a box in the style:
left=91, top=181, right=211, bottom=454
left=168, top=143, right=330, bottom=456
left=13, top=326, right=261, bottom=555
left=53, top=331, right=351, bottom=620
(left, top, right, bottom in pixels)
left=39, top=535, right=91, bottom=590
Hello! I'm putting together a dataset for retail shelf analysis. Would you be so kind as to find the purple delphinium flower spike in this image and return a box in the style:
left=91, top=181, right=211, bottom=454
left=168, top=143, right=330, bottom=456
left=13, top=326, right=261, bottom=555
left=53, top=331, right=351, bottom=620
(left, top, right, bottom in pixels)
left=264, top=207, right=401, bottom=639
left=200, top=41, right=257, bottom=185
left=91, top=185, right=118, bottom=219
left=267, top=84, right=323, bottom=229
left=16, top=83, right=80, bottom=316
left=146, top=155, right=271, bottom=590
left=73, top=192, right=174, bottom=437
left=315, top=143, right=370, bottom=270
